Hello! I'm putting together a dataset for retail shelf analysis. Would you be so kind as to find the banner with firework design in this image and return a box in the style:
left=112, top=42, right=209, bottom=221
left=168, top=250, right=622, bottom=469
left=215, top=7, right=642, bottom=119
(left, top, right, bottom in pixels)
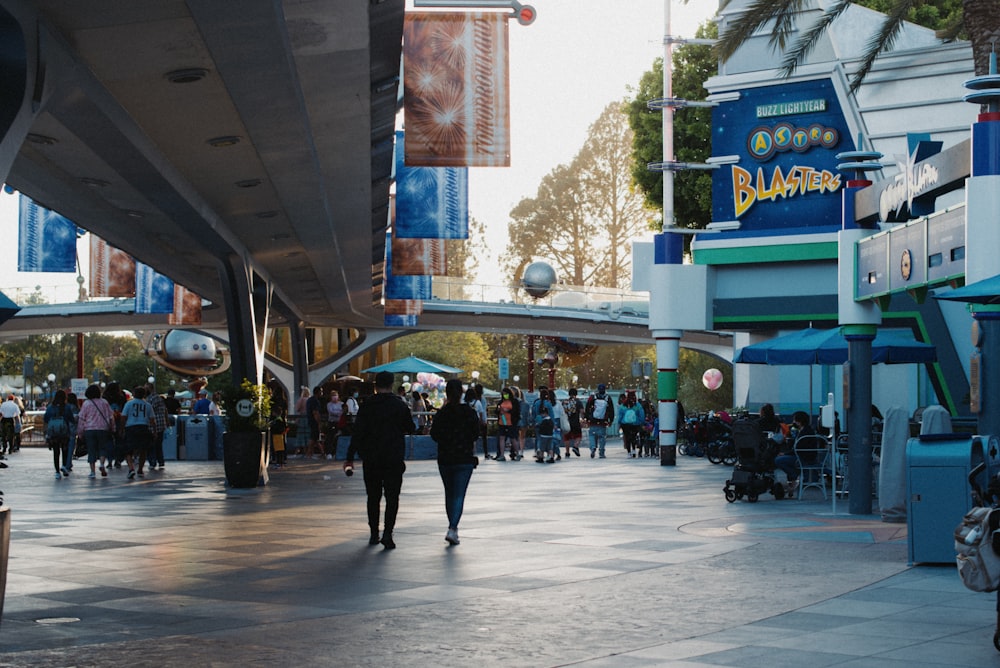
left=89, top=235, right=136, bottom=298
left=403, top=12, right=510, bottom=167
left=395, top=131, right=469, bottom=239
left=17, top=195, right=77, bottom=273
left=135, top=263, right=174, bottom=314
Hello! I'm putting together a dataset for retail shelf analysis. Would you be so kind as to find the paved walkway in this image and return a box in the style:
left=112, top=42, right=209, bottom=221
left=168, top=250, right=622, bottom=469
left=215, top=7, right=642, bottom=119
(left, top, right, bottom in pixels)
left=0, top=442, right=994, bottom=667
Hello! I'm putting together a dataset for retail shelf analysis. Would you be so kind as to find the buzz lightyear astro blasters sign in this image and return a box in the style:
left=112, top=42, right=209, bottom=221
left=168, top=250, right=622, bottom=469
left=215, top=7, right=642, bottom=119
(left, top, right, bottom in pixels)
left=711, top=79, right=854, bottom=233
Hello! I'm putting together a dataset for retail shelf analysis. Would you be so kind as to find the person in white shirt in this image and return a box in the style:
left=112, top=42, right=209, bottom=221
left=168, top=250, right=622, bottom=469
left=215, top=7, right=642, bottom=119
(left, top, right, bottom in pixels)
left=0, top=394, right=21, bottom=455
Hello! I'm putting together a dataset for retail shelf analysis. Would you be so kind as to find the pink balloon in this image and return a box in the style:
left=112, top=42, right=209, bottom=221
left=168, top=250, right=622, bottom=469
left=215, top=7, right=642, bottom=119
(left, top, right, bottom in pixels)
left=702, top=368, right=723, bottom=391
left=416, top=373, right=430, bottom=385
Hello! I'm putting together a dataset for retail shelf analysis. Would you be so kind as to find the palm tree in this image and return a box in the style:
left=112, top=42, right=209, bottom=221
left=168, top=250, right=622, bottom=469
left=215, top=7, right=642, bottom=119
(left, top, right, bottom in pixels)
left=700, top=0, right=998, bottom=93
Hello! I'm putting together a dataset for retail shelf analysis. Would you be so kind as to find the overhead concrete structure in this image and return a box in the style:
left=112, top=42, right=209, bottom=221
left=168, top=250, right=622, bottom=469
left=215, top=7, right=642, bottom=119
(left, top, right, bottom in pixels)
left=0, top=0, right=405, bottom=383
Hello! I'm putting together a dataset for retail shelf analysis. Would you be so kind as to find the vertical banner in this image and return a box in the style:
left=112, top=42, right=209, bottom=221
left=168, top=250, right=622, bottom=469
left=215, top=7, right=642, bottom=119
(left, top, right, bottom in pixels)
left=384, top=231, right=430, bottom=327
left=89, top=235, right=136, bottom=297
left=395, top=132, right=469, bottom=239
left=18, top=195, right=77, bottom=272
left=391, top=235, right=447, bottom=276
left=135, top=263, right=174, bottom=314
left=168, top=285, right=202, bottom=326
left=403, top=12, right=510, bottom=167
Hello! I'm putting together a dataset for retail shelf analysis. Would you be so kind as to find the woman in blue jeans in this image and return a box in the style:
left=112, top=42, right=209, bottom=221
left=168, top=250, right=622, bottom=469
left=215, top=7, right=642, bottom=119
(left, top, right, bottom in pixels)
left=430, top=379, right=481, bottom=546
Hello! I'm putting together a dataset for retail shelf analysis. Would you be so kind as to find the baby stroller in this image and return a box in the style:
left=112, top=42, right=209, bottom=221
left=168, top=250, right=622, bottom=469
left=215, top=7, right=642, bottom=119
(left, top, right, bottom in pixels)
left=723, top=418, right=785, bottom=502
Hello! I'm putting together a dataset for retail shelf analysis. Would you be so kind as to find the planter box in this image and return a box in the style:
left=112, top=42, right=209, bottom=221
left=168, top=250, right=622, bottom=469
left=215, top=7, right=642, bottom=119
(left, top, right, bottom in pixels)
left=224, top=432, right=267, bottom=488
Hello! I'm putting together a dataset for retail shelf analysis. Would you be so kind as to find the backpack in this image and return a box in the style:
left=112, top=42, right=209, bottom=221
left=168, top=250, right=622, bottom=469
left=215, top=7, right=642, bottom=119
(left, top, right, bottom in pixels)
left=622, top=406, right=639, bottom=426
left=46, top=412, right=69, bottom=440
left=590, top=396, right=608, bottom=421
left=534, top=400, right=554, bottom=436
left=955, top=506, right=1000, bottom=592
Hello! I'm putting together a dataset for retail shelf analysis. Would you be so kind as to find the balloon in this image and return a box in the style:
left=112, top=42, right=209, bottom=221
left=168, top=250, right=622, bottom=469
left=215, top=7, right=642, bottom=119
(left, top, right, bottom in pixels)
left=411, top=383, right=423, bottom=393
left=702, top=368, right=723, bottom=391
left=416, top=372, right=430, bottom=385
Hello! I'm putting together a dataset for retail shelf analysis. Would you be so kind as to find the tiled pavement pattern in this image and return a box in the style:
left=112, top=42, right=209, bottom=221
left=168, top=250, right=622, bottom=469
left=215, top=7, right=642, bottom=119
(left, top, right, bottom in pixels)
left=0, top=442, right=995, bottom=667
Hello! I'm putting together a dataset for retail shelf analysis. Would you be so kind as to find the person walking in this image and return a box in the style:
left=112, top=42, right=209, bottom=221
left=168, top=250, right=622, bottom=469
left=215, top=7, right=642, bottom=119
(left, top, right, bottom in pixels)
left=343, top=371, right=415, bottom=550
left=585, top=384, right=614, bottom=458
left=619, top=390, right=645, bottom=458
left=77, top=384, right=115, bottom=478
left=304, top=385, right=325, bottom=459
left=532, top=387, right=556, bottom=463
left=495, top=387, right=521, bottom=461
left=326, top=391, right=344, bottom=460
left=146, top=384, right=168, bottom=470
left=430, top=378, right=480, bottom=546
left=561, top=388, right=583, bottom=458
left=121, top=386, right=155, bottom=478
left=44, top=389, right=75, bottom=479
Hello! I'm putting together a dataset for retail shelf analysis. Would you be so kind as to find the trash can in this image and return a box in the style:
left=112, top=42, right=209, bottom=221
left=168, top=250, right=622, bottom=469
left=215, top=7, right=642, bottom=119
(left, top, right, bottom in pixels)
left=183, top=416, right=210, bottom=460
left=209, top=416, right=226, bottom=460
left=162, top=424, right=178, bottom=460
left=906, top=433, right=999, bottom=564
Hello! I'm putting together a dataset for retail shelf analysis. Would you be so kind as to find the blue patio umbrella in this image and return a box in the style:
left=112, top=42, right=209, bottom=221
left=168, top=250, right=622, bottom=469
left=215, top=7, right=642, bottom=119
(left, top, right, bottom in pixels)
left=734, top=327, right=936, bottom=418
left=734, top=327, right=936, bottom=366
left=0, top=291, right=21, bottom=328
left=361, top=354, right=463, bottom=375
left=934, top=274, right=1000, bottom=305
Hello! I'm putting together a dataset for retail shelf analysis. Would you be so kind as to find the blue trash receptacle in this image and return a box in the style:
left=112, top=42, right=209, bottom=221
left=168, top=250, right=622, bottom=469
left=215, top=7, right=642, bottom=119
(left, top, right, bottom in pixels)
left=183, top=416, right=210, bottom=460
left=906, top=433, right=998, bottom=564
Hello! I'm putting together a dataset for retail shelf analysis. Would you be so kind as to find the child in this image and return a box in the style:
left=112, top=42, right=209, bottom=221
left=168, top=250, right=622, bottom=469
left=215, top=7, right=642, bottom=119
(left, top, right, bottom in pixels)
left=270, top=410, right=288, bottom=469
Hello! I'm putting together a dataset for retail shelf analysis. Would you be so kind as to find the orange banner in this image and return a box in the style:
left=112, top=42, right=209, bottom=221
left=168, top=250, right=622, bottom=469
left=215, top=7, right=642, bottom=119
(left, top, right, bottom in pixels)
left=403, top=12, right=510, bottom=167
left=391, top=236, right=447, bottom=276
left=89, top=236, right=135, bottom=298
left=168, top=285, right=202, bottom=326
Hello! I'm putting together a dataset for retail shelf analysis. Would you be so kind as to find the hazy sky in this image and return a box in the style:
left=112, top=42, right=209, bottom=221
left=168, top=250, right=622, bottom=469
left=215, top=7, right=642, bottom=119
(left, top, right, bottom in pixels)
left=0, top=1, right=719, bottom=296
left=466, top=0, right=717, bottom=283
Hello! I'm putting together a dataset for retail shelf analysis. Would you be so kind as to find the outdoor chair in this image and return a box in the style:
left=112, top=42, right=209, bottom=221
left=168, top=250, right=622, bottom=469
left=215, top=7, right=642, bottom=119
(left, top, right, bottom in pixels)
left=794, top=434, right=829, bottom=500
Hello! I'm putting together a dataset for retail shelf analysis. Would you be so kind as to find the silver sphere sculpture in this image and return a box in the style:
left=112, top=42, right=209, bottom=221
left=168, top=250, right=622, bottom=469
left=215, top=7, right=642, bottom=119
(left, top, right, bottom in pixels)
left=522, top=261, right=556, bottom=299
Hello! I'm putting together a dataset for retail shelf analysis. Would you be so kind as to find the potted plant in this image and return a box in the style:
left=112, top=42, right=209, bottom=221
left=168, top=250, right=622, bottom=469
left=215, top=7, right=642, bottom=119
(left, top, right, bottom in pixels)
left=221, top=378, right=273, bottom=488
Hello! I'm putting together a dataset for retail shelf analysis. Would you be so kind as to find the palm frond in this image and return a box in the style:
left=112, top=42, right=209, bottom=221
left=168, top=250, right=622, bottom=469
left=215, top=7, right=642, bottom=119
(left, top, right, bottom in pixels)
left=780, top=0, right=853, bottom=77
left=849, top=0, right=918, bottom=94
left=716, top=0, right=809, bottom=61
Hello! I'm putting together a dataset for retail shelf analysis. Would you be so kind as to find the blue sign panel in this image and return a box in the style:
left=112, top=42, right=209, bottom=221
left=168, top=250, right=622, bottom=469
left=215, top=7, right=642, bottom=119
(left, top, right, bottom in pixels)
left=711, top=79, right=854, bottom=233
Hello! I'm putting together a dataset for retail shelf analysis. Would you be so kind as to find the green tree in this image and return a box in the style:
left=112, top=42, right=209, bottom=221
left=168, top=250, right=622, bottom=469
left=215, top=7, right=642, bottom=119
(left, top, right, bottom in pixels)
left=502, top=102, right=656, bottom=290
left=626, top=20, right=718, bottom=233
left=710, top=0, right=988, bottom=93
left=393, top=331, right=495, bottom=386
left=677, top=348, right=732, bottom=414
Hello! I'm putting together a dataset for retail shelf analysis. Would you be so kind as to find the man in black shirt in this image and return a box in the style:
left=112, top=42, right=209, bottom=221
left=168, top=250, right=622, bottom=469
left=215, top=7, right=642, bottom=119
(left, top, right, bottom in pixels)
left=344, top=371, right=414, bottom=549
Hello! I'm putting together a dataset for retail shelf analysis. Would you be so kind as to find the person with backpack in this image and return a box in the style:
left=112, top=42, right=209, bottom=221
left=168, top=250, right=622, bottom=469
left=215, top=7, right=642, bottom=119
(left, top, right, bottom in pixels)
left=585, top=383, right=614, bottom=458
left=430, top=378, right=481, bottom=546
left=532, top=387, right=557, bottom=463
left=44, top=389, right=76, bottom=479
left=619, top=390, right=645, bottom=458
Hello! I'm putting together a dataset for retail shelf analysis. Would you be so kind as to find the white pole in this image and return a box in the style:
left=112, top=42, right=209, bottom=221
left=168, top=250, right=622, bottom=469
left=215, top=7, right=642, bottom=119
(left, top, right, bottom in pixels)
left=663, top=0, right=675, bottom=229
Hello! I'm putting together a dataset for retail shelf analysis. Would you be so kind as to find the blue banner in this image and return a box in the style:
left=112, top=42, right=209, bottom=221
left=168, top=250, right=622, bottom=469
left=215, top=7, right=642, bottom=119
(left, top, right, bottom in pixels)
left=384, top=230, right=431, bottom=302
left=17, top=195, right=77, bottom=272
left=394, top=131, right=469, bottom=239
left=135, top=263, right=174, bottom=314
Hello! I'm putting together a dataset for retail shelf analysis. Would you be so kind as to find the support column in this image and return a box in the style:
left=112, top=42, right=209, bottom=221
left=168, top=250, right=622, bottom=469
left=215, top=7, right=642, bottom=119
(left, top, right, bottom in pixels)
left=289, top=320, right=310, bottom=400
left=217, top=254, right=271, bottom=386
left=845, top=328, right=874, bottom=515
left=974, top=312, right=1000, bottom=437
left=656, top=330, right=680, bottom=465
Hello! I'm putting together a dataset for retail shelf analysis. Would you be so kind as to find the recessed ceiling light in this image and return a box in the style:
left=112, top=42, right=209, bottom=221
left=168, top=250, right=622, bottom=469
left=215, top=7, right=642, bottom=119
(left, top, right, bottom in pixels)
left=235, top=178, right=262, bottom=188
left=125, top=210, right=144, bottom=219
left=206, top=135, right=241, bottom=148
left=165, top=68, right=209, bottom=84
left=256, top=210, right=278, bottom=219
left=26, top=133, right=58, bottom=145
left=270, top=233, right=290, bottom=241
left=80, top=177, right=109, bottom=188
